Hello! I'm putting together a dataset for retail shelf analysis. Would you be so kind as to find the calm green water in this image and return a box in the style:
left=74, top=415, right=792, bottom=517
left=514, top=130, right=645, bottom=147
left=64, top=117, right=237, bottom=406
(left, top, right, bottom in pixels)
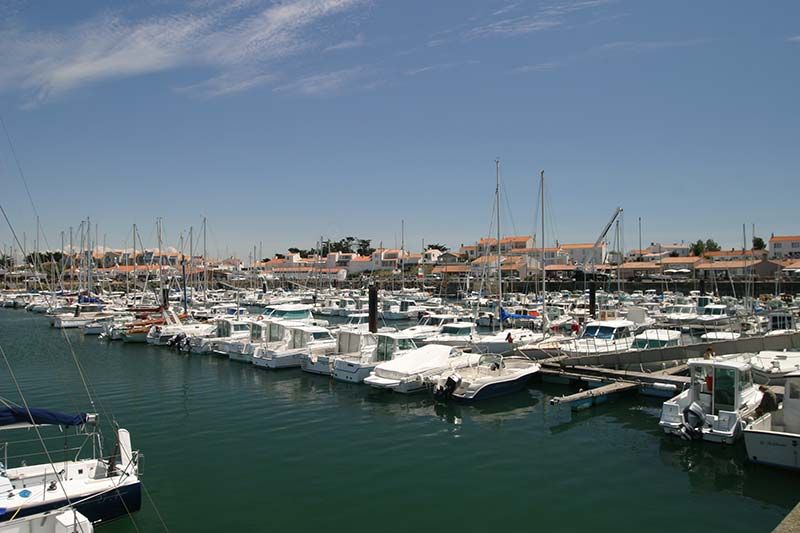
left=0, top=309, right=797, bottom=532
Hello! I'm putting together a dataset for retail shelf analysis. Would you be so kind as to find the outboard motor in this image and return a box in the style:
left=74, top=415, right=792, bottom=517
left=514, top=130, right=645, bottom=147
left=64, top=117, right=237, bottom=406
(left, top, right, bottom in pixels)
left=433, top=374, right=462, bottom=402
left=680, top=402, right=706, bottom=440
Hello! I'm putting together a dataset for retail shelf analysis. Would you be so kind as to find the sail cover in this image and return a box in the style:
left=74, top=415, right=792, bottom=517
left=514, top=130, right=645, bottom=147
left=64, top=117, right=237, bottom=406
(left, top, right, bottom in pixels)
left=499, top=308, right=539, bottom=322
left=0, top=407, right=87, bottom=428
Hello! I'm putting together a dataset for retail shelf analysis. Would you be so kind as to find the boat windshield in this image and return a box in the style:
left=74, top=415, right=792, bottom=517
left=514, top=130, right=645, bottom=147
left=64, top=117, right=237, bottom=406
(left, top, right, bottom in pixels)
left=376, top=337, right=395, bottom=361
left=312, top=331, right=332, bottom=341
left=632, top=338, right=670, bottom=350
left=397, top=338, right=416, bottom=351
left=441, top=326, right=471, bottom=336
left=581, top=325, right=616, bottom=340
left=275, top=310, right=311, bottom=320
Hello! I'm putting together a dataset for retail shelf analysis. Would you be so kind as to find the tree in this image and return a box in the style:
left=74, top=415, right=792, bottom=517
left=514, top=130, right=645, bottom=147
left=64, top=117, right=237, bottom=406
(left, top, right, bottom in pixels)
left=427, top=243, right=449, bottom=252
left=753, top=236, right=765, bottom=250
left=704, top=239, right=720, bottom=252
left=356, top=239, right=375, bottom=256
left=690, top=240, right=705, bottom=257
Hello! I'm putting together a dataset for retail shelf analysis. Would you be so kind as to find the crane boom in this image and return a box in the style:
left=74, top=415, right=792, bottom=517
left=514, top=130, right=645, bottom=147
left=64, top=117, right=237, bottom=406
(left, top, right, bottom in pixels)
left=594, top=207, right=624, bottom=248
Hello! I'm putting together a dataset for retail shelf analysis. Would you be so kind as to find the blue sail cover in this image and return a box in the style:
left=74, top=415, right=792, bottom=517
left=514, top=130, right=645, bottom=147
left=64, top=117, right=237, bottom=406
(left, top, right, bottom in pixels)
left=0, top=407, right=87, bottom=428
left=499, top=308, right=539, bottom=322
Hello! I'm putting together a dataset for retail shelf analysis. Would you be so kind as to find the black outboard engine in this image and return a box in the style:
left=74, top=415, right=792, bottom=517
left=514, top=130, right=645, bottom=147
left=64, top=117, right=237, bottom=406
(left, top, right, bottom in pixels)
left=168, top=333, right=183, bottom=349
left=433, top=374, right=462, bottom=402
left=680, top=402, right=705, bottom=440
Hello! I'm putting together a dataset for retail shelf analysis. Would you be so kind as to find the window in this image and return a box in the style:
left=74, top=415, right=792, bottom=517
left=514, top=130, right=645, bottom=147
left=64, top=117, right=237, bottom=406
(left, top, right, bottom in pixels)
left=714, top=367, right=737, bottom=414
left=793, top=243, right=800, bottom=249
left=789, top=382, right=800, bottom=400
left=774, top=243, right=782, bottom=249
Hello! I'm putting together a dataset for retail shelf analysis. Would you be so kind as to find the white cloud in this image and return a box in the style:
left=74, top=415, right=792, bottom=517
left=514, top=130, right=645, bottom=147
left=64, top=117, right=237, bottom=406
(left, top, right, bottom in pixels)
left=787, top=35, right=800, bottom=43
left=594, top=39, right=707, bottom=53
left=324, top=32, right=365, bottom=52
left=275, top=66, right=366, bottom=96
left=0, top=0, right=369, bottom=105
left=404, top=60, right=478, bottom=76
left=513, top=61, right=560, bottom=73
left=466, top=0, right=613, bottom=39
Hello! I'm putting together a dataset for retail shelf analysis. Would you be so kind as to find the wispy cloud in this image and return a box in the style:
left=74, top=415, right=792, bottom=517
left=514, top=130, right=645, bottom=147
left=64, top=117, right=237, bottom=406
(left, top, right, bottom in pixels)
left=788, top=35, right=800, bottom=43
left=466, top=0, right=614, bottom=39
left=513, top=61, right=560, bottom=73
left=0, top=0, right=370, bottom=105
left=404, top=60, right=478, bottom=77
left=324, top=32, right=365, bottom=52
left=594, top=39, right=707, bottom=53
left=275, top=66, right=367, bottom=96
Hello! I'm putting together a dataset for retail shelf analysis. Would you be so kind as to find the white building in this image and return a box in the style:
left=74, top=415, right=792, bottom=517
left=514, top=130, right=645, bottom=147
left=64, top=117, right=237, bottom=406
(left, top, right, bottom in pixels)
left=560, top=243, right=607, bottom=265
left=769, top=235, right=800, bottom=259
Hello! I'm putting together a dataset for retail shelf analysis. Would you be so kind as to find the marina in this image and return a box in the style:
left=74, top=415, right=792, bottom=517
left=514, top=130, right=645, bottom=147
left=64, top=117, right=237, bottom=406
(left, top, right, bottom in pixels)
left=1, top=2, right=799, bottom=530
left=1, top=279, right=799, bottom=531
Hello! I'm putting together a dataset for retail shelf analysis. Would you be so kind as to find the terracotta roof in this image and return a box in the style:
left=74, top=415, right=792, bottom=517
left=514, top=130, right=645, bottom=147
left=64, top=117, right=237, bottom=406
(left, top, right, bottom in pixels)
left=459, top=245, right=477, bottom=250
left=660, top=256, right=701, bottom=264
left=545, top=264, right=576, bottom=271
left=351, top=256, right=372, bottom=262
left=478, top=238, right=498, bottom=245
left=696, top=260, right=778, bottom=270
left=770, top=235, right=800, bottom=243
left=432, top=264, right=470, bottom=274
left=499, top=236, right=531, bottom=244
left=618, top=262, right=661, bottom=270
left=560, top=243, right=598, bottom=250
left=705, top=249, right=763, bottom=258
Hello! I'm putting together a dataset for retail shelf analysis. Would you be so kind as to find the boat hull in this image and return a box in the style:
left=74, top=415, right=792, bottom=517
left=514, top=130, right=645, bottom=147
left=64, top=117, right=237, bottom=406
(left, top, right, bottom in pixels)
left=0, top=481, right=141, bottom=525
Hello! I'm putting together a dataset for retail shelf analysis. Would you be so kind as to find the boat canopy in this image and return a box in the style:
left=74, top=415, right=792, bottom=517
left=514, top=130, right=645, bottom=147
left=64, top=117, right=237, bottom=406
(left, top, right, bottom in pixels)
left=0, top=407, right=89, bottom=429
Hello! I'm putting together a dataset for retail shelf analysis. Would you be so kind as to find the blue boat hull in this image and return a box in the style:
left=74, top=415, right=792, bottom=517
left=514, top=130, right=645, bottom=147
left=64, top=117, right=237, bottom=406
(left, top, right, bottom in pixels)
left=454, top=373, right=532, bottom=403
left=0, top=481, right=141, bottom=524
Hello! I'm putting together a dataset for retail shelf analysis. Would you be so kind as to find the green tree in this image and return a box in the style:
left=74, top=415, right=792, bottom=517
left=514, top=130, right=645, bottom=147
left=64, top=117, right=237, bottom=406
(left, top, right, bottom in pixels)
left=753, top=236, right=765, bottom=250
left=356, top=239, right=375, bottom=256
left=704, top=239, right=720, bottom=252
left=690, top=240, right=705, bottom=257
left=427, top=243, right=449, bottom=252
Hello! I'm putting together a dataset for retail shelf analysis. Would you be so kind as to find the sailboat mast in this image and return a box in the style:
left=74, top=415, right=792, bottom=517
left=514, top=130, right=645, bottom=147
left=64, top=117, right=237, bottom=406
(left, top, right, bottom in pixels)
left=203, top=217, right=208, bottom=299
left=496, top=159, right=502, bottom=331
left=132, top=223, right=136, bottom=298
left=540, top=170, right=546, bottom=325
left=401, top=219, right=405, bottom=290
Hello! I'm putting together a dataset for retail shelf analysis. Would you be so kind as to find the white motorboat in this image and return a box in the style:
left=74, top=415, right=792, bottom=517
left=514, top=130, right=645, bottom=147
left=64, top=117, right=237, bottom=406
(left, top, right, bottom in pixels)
left=420, top=322, right=477, bottom=348
left=364, top=344, right=481, bottom=394
left=659, top=358, right=761, bottom=444
left=559, top=320, right=636, bottom=356
left=431, top=354, right=540, bottom=402
left=471, top=328, right=544, bottom=354
left=630, top=329, right=682, bottom=350
left=659, top=304, right=699, bottom=328
left=743, top=370, right=800, bottom=470
left=257, top=324, right=336, bottom=369
left=330, top=331, right=417, bottom=383
left=400, top=314, right=461, bottom=344
left=187, top=318, right=251, bottom=354
left=689, top=304, right=740, bottom=331
left=724, top=350, right=800, bottom=385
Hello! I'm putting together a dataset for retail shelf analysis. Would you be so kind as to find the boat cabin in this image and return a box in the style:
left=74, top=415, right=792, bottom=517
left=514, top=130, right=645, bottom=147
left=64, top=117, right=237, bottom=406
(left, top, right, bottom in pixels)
left=579, top=320, right=634, bottom=341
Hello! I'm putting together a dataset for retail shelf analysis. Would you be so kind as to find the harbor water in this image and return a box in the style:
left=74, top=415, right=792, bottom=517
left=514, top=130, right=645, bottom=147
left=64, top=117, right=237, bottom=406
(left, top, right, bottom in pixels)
left=0, top=309, right=796, bottom=532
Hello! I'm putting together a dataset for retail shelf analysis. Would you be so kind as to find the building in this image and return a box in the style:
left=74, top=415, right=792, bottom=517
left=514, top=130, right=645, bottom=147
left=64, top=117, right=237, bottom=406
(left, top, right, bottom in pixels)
left=769, top=235, right=800, bottom=259
left=695, top=259, right=782, bottom=280
left=560, top=243, right=607, bottom=265
left=703, top=249, right=768, bottom=262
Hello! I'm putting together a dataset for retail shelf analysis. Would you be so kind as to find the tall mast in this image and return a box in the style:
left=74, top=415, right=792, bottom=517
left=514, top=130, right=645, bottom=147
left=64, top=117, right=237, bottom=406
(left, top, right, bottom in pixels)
left=87, top=216, right=92, bottom=295
left=132, top=223, right=137, bottom=298
left=495, top=158, right=502, bottom=331
left=189, top=226, right=194, bottom=295
left=69, top=226, right=73, bottom=292
left=401, top=219, right=405, bottom=290
left=540, top=170, right=546, bottom=327
left=157, top=217, right=163, bottom=307
left=203, top=217, right=208, bottom=299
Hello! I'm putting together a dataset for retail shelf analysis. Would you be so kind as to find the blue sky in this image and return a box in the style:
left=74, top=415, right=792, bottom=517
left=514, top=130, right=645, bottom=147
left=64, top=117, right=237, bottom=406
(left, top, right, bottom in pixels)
left=1, top=0, right=798, bottom=259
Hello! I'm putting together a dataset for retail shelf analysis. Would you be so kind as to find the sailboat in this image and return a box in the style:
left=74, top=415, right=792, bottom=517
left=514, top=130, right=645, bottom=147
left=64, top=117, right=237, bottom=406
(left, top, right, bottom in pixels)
left=0, top=407, right=141, bottom=523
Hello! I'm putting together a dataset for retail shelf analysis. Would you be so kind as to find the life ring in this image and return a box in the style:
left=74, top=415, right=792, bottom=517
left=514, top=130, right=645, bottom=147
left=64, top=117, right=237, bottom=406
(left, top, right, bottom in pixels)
left=256, top=315, right=263, bottom=321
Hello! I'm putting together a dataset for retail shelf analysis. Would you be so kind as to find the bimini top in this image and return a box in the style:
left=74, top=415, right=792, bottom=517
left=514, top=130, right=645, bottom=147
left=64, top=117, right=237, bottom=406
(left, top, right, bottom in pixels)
left=0, top=407, right=89, bottom=430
